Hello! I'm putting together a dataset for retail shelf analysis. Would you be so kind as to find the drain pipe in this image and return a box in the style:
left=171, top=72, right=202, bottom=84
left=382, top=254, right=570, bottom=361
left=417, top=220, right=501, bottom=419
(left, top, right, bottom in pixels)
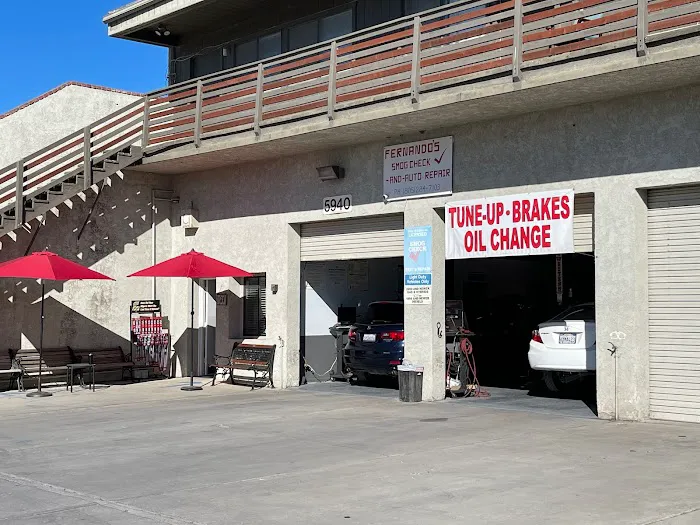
left=151, top=189, right=178, bottom=299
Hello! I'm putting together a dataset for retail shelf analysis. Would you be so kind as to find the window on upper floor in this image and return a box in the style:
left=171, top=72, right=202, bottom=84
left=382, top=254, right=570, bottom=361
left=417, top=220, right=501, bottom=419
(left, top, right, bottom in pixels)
left=404, top=0, right=441, bottom=15
left=289, top=8, right=354, bottom=52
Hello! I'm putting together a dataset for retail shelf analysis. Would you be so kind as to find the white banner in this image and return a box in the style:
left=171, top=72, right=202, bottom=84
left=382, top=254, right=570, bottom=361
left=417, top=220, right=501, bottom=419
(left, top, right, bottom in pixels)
left=383, top=136, right=453, bottom=201
left=446, top=190, right=575, bottom=259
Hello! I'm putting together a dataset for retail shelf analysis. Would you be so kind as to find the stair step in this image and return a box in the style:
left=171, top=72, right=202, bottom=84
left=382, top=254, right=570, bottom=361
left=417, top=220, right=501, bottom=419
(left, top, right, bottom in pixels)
left=34, top=191, right=49, bottom=201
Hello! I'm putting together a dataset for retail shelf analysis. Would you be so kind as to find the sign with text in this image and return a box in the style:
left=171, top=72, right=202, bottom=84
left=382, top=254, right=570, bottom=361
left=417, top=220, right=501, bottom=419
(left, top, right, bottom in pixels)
left=130, top=300, right=161, bottom=314
left=323, top=194, right=352, bottom=215
left=446, top=190, right=575, bottom=259
left=384, top=136, right=453, bottom=201
left=404, top=226, right=432, bottom=304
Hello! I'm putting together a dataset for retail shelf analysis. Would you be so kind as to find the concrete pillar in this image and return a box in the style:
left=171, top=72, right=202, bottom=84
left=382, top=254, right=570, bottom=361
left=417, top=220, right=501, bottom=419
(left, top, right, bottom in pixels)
left=403, top=205, right=446, bottom=401
left=594, top=183, right=649, bottom=420
left=280, top=223, right=302, bottom=388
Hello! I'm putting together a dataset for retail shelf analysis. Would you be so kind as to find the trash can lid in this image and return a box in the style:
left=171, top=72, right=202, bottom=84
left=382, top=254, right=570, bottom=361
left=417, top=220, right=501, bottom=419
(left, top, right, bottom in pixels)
left=397, top=365, right=424, bottom=372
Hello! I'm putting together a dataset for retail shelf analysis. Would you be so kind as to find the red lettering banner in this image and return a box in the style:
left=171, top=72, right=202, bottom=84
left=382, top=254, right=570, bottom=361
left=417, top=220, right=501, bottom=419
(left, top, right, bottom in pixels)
left=446, top=190, right=574, bottom=259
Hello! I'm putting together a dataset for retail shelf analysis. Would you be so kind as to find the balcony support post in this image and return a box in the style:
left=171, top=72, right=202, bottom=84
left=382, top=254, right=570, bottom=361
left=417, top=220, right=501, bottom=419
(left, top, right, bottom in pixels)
left=637, top=0, right=648, bottom=56
left=142, top=96, right=150, bottom=149
left=15, top=161, right=24, bottom=229
left=254, top=63, right=264, bottom=136
left=194, top=80, right=203, bottom=147
left=328, top=41, right=338, bottom=120
left=83, top=127, right=92, bottom=190
left=513, top=0, right=523, bottom=82
left=411, top=16, right=422, bottom=103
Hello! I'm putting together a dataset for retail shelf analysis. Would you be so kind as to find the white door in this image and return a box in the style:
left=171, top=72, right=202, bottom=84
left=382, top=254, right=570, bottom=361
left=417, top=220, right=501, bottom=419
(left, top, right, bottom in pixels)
left=301, top=215, right=404, bottom=261
left=648, top=186, right=700, bottom=423
left=197, top=279, right=217, bottom=376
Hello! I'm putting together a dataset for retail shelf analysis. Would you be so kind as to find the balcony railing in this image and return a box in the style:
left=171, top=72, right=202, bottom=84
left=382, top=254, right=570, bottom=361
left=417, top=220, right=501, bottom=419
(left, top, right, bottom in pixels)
left=1, top=0, right=699, bottom=221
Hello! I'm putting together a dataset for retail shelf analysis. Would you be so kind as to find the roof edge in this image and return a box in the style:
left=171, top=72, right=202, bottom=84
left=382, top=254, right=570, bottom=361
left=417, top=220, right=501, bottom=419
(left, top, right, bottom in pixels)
left=103, top=0, right=160, bottom=24
left=1, top=82, right=142, bottom=120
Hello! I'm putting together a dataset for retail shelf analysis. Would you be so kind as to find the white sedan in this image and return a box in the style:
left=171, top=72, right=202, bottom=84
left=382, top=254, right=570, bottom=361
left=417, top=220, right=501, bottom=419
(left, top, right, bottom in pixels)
left=528, top=303, right=596, bottom=392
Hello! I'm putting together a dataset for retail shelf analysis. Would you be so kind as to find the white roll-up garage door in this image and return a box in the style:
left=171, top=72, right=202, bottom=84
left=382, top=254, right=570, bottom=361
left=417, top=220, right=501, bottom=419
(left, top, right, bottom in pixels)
left=301, top=214, right=404, bottom=261
left=574, top=194, right=594, bottom=253
left=648, top=186, right=700, bottom=423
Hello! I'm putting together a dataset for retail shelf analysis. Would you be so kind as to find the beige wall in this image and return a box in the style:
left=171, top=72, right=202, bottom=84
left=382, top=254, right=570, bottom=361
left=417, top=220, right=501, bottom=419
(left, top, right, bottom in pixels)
left=0, top=85, right=139, bottom=169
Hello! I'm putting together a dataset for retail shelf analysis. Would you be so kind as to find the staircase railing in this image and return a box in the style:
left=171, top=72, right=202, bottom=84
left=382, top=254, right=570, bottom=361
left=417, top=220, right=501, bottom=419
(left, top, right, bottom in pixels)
left=2, top=0, right=699, bottom=226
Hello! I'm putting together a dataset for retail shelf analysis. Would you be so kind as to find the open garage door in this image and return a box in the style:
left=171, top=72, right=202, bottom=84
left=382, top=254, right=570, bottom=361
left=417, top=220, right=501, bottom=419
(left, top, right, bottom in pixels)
left=301, top=215, right=404, bottom=261
left=648, top=186, right=700, bottom=423
left=574, top=194, right=594, bottom=253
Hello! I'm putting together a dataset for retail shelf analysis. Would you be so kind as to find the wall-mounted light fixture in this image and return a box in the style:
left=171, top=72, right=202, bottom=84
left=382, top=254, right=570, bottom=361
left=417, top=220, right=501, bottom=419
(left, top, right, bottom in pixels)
left=316, top=165, right=344, bottom=182
left=271, top=284, right=279, bottom=295
left=155, top=25, right=171, bottom=37
left=222, top=47, right=229, bottom=57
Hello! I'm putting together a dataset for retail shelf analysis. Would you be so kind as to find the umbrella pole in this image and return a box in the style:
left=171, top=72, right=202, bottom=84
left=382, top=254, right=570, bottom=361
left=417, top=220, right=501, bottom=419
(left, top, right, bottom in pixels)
left=27, top=281, right=52, bottom=398
left=182, top=277, right=202, bottom=391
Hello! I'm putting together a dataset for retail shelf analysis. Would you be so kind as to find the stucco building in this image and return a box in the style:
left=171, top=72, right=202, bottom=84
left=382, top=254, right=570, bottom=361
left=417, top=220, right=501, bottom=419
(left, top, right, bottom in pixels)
left=2, top=0, right=700, bottom=422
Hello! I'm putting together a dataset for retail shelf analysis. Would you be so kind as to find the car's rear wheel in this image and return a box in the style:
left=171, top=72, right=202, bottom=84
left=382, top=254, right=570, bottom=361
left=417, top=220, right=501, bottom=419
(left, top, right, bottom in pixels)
left=543, top=371, right=586, bottom=393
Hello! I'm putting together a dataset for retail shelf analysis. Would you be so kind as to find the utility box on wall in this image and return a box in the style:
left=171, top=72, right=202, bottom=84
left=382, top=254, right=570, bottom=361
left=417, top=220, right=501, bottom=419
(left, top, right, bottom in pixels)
left=182, top=207, right=199, bottom=232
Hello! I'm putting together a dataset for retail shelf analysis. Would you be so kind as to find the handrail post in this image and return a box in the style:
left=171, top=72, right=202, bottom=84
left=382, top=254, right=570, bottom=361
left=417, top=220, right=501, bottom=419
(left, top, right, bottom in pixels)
left=142, top=96, right=150, bottom=148
left=328, top=41, right=338, bottom=121
left=83, top=127, right=92, bottom=190
left=637, top=0, right=648, bottom=56
left=15, top=161, right=24, bottom=229
left=254, top=63, right=264, bottom=136
left=513, top=0, right=523, bottom=82
left=411, top=16, right=422, bottom=103
left=194, top=80, right=203, bottom=147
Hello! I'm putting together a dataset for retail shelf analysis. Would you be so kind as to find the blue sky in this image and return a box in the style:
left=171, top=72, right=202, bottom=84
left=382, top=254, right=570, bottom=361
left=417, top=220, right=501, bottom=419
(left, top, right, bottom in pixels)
left=0, top=1, right=167, bottom=114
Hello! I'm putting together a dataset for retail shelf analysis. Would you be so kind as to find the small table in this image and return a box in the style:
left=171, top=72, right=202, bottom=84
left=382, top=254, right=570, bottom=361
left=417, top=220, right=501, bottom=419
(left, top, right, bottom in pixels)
left=66, top=363, right=95, bottom=392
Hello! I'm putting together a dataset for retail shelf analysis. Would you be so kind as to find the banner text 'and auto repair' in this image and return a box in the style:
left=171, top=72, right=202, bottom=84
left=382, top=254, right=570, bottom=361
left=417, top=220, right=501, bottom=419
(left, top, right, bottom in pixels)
left=446, top=190, right=575, bottom=259
left=384, top=137, right=453, bottom=201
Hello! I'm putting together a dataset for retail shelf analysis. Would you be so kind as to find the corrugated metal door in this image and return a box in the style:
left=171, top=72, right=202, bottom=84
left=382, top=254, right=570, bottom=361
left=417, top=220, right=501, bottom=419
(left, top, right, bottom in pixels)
left=301, top=215, right=404, bottom=261
left=648, top=186, right=700, bottom=423
left=574, top=194, right=594, bottom=253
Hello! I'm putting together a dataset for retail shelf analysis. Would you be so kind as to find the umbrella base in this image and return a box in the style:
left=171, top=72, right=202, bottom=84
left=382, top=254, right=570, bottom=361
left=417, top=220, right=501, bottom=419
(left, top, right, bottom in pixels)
left=181, top=385, right=203, bottom=391
left=27, top=391, right=53, bottom=398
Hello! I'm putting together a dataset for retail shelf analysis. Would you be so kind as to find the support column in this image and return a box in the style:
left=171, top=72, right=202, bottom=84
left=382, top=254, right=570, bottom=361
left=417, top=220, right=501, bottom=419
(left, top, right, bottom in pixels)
left=594, top=184, right=649, bottom=420
left=281, top=223, right=302, bottom=388
left=403, top=206, right=446, bottom=401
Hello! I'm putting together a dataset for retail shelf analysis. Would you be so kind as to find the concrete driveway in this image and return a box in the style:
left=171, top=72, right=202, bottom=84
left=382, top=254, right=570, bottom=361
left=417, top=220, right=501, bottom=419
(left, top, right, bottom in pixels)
left=0, top=379, right=698, bottom=524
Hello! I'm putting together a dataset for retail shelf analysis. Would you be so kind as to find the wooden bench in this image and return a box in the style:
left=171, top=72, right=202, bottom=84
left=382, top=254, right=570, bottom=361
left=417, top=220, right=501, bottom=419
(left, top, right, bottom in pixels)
left=11, top=347, right=76, bottom=388
left=72, top=347, right=134, bottom=382
left=0, top=349, right=22, bottom=391
left=218, top=343, right=276, bottom=390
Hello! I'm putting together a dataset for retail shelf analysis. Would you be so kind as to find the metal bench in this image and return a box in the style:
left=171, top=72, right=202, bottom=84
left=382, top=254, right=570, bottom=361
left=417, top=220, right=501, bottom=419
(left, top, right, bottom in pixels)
left=11, top=347, right=76, bottom=389
left=72, top=347, right=134, bottom=382
left=219, top=343, right=276, bottom=390
left=0, top=349, right=23, bottom=391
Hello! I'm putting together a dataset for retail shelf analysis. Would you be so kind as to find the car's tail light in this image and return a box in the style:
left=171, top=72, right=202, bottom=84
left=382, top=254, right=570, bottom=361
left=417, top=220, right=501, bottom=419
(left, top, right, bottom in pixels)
left=348, top=329, right=356, bottom=342
left=389, top=360, right=402, bottom=365
left=532, top=330, right=543, bottom=343
left=380, top=331, right=404, bottom=342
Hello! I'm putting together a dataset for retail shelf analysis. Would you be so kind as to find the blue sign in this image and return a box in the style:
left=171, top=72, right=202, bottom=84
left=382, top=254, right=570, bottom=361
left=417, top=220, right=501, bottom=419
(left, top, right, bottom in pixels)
left=404, top=226, right=432, bottom=304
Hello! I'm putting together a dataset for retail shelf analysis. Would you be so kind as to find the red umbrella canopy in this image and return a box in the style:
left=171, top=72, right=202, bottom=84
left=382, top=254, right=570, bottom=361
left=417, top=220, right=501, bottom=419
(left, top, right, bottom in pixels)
left=128, top=250, right=252, bottom=279
left=0, top=252, right=114, bottom=281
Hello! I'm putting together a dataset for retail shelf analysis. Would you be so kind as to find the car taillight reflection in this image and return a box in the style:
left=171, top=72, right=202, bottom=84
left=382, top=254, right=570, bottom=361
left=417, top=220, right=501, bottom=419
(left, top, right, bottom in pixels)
left=532, top=330, right=543, bottom=343
left=348, top=329, right=357, bottom=342
left=380, top=331, right=404, bottom=342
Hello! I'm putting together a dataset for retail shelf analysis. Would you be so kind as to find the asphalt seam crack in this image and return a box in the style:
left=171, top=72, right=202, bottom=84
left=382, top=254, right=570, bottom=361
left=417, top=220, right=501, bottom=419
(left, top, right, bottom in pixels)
left=0, top=471, right=207, bottom=525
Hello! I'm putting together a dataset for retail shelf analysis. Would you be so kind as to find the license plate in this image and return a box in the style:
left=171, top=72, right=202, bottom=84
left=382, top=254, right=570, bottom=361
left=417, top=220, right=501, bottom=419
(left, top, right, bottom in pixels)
left=559, top=333, right=577, bottom=344
left=362, top=334, right=376, bottom=342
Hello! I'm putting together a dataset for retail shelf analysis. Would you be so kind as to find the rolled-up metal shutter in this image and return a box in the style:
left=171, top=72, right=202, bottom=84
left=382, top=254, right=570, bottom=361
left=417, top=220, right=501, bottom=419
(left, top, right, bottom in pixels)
left=301, top=215, right=404, bottom=261
left=574, top=194, right=594, bottom=253
left=648, top=186, right=700, bottom=423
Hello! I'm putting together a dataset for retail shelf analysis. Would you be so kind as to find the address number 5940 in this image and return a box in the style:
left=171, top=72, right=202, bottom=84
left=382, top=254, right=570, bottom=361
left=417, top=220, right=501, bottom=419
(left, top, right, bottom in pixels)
left=323, top=195, right=352, bottom=215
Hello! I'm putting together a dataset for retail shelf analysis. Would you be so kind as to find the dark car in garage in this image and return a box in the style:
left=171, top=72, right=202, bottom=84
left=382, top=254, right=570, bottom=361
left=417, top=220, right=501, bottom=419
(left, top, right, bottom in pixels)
left=345, top=301, right=404, bottom=381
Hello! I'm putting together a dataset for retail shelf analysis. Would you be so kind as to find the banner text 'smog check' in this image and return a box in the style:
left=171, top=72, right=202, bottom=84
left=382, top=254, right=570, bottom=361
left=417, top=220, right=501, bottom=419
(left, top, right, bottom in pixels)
left=384, top=137, right=453, bottom=200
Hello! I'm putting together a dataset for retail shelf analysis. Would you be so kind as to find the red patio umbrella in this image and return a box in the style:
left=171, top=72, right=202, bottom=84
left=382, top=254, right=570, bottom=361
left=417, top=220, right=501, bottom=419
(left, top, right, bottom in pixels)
left=128, top=250, right=252, bottom=391
left=0, top=252, right=114, bottom=397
